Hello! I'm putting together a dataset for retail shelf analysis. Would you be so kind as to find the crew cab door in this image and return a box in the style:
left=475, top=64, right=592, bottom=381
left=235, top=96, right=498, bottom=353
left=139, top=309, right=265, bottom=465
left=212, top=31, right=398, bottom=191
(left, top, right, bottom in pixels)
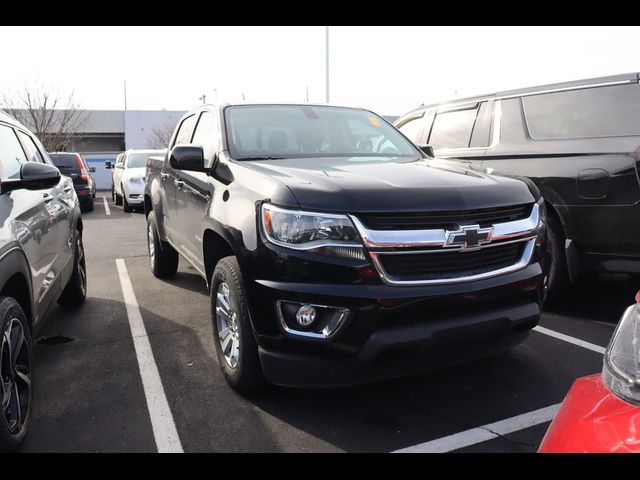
left=164, top=113, right=199, bottom=254
left=172, top=110, right=218, bottom=274
left=0, top=124, right=72, bottom=324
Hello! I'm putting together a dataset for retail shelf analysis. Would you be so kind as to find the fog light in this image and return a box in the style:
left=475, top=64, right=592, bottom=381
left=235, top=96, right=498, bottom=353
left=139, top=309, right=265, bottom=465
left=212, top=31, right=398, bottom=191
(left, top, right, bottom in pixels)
left=296, top=305, right=316, bottom=327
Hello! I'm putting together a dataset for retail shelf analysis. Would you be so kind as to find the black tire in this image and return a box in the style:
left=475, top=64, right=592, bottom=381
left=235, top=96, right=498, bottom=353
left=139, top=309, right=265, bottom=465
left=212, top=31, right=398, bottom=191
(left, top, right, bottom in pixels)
left=211, top=256, right=264, bottom=393
left=0, top=297, right=33, bottom=452
left=81, top=199, right=94, bottom=213
left=147, top=211, right=178, bottom=278
left=111, top=185, right=115, bottom=202
left=58, top=228, right=87, bottom=307
left=115, top=188, right=122, bottom=206
left=543, top=215, right=571, bottom=308
left=122, top=186, right=131, bottom=213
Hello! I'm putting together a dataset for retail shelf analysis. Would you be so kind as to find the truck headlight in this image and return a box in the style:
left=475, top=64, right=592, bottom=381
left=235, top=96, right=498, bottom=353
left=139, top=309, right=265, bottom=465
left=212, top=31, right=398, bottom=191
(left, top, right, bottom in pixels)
left=128, top=175, right=145, bottom=184
left=603, top=298, right=640, bottom=404
left=535, top=198, right=547, bottom=247
left=261, top=203, right=364, bottom=259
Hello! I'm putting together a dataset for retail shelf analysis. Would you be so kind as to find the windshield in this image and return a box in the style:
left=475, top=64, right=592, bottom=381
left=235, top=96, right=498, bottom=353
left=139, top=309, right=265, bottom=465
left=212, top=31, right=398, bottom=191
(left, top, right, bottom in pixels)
left=225, top=105, right=420, bottom=160
left=127, top=151, right=164, bottom=168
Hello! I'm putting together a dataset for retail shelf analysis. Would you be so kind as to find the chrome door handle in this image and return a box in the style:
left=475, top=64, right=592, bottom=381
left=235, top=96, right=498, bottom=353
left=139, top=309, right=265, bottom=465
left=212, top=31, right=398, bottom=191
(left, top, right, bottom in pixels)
left=43, top=193, right=54, bottom=203
left=160, top=172, right=169, bottom=181
left=63, top=185, right=73, bottom=193
left=174, top=179, right=184, bottom=189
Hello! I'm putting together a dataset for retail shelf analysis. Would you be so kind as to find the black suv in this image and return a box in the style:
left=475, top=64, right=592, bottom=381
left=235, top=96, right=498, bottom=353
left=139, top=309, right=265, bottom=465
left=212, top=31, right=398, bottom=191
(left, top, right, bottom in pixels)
left=395, top=73, right=640, bottom=303
left=0, top=112, right=87, bottom=451
left=49, top=152, right=96, bottom=212
left=146, top=103, right=547, bottom=391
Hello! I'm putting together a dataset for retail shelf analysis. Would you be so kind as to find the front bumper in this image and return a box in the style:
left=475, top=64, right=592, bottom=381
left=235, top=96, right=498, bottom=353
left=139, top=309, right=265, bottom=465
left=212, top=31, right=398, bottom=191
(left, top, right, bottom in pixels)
left=248, top=261, right=543, bottom=387
left=124, top=181, right=145, bottom=205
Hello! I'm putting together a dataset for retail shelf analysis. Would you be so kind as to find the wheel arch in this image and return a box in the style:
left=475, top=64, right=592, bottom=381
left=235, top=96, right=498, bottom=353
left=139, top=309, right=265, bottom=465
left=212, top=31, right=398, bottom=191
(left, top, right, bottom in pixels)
left=0, top=248, right=34, bottom=330
left=202, top=228, right=238, bottom=288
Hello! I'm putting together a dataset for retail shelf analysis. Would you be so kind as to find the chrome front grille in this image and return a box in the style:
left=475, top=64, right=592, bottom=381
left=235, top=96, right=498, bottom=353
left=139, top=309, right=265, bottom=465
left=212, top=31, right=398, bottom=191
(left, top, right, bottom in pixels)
left=350, top=202, right=539, bottom=285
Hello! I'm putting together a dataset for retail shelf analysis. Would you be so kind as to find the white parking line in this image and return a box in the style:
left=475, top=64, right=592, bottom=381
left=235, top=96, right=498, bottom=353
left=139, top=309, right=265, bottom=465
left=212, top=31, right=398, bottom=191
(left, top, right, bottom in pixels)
left=533, top=326, right=606, bottom=355
left=115, top=258, right=183, bottom=453
left=103, top=196, right=111, bottom=216
left=393, top=403, right=561, bottom=453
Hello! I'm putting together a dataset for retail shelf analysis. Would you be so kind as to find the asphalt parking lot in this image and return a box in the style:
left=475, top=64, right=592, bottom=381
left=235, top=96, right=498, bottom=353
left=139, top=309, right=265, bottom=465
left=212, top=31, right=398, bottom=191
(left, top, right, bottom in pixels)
left=19, top=193, right=639, bottom=453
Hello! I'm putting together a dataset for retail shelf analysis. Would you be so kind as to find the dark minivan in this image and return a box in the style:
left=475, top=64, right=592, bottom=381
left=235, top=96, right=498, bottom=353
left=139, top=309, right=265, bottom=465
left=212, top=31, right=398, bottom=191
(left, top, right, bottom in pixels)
left=49, top=152, right=96, bottom=212
left=395, top=73, right=640, bottom=303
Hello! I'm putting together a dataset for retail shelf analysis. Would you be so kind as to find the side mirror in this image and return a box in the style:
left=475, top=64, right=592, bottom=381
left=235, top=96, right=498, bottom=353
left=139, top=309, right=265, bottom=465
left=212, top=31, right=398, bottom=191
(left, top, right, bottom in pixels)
left=105, top=161, right=113, bottom=169
left=1, top=162, right=61, bottom=194
left=89, top=166, right=96, bottom=173
left=419, top=144, right=435, bottom=157
left=169, top=145, right=205, bottom=172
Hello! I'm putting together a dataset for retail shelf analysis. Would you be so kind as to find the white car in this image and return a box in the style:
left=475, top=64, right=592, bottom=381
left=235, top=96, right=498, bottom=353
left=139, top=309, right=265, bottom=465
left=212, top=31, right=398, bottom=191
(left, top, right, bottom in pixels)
left=108, top=150, right=165, bottom=212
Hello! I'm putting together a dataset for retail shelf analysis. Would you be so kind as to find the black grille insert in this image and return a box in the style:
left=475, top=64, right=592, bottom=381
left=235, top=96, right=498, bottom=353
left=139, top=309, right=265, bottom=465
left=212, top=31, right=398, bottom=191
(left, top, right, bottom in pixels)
left=378, top=242, right=525, bottom=281
left=358, top=204, right=532, bottom=231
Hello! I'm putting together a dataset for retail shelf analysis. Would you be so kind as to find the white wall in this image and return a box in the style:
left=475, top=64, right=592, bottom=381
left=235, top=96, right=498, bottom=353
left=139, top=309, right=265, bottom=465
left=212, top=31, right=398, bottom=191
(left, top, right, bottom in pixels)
left=124, top=110, right=184, bottom=149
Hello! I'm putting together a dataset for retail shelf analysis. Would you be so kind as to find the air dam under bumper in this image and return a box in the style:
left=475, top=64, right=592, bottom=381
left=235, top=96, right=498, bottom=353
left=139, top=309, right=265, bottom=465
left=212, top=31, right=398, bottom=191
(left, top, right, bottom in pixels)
left=259, top=301, right=539, bottom=388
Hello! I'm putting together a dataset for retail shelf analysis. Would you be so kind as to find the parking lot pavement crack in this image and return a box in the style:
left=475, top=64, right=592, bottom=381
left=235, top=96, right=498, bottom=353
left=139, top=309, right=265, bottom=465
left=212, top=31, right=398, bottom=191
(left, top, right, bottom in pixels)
left=476, top=426, right=538, bottom=449
left=40, top=321, right=212, bottom=353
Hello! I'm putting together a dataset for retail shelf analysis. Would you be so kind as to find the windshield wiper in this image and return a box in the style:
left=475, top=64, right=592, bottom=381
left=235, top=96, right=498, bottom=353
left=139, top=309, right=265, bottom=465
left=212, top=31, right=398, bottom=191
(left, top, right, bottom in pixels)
left=236, top=156, right=285, bottom=161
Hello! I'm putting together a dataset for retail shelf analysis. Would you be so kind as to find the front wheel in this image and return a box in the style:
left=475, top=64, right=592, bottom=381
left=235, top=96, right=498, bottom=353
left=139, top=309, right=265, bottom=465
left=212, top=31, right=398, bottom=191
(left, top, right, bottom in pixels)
left=147, top=211, right=178, bottom=278
left=211, top=256, right=264, bottom=393
left=59, top=228, right=87, bottom=307
left=0, top=297, right=33, bottom=452
left=122, top=185, right=131, bottom=213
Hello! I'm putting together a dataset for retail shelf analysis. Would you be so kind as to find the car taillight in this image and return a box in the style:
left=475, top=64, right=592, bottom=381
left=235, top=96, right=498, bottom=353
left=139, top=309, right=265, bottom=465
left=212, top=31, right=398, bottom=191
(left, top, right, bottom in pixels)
left=602, top=291, right=640, bottom=405
left=76, top=154, right=89, bottom=181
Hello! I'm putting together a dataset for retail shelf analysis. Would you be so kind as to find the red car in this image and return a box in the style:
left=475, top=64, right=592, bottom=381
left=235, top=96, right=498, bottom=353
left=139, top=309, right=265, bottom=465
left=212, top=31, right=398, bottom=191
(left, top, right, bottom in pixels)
left=539, top=291, right=640, bottom=453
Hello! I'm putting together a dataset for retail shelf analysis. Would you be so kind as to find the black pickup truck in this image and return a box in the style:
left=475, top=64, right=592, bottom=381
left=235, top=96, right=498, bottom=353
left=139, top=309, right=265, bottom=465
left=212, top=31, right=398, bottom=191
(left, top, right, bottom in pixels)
left=145, top=103, right=548, bottom=391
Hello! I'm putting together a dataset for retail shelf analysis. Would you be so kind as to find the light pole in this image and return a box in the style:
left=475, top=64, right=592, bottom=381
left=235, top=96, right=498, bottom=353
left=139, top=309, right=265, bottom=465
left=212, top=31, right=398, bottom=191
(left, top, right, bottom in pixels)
left=325, top=26, right=330, bottom=103
left=199, top=94, right=206, bottom=104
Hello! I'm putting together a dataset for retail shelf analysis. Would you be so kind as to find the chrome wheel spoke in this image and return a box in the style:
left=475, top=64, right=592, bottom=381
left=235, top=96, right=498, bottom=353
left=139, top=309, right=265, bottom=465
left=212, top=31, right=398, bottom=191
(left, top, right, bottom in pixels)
left=215, top=282, right=241, bottom=369
left=15, top=369, right=30, bottom=388
left=9, top=321, right=24, bottom=366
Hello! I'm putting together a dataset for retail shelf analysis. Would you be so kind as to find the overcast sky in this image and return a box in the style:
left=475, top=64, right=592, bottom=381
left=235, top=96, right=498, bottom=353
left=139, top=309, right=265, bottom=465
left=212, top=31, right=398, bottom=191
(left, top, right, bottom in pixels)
left=1, top=26, right=639, bottom=115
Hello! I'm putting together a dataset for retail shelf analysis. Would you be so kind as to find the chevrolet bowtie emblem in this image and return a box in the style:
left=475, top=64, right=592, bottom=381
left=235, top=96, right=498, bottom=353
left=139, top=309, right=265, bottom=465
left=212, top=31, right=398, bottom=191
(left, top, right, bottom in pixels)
left=445, top=225, right=493, bottom=250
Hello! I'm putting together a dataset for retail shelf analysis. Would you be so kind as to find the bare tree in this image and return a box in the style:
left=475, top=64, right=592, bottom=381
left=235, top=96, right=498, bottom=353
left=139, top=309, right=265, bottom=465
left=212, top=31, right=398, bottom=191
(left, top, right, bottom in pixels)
left=147, top=119, right=177, bottom=149
left=1, top=84, right=91, bottom=152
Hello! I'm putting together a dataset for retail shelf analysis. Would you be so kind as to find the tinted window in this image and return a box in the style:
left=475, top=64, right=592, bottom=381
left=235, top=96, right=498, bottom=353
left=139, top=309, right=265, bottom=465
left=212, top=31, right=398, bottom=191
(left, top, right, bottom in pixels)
left=0, top=125, right=27, bottom=179
left=225, top=105, right=419, bottom=159
left=16, top=130, right=45, bottom=163
left=397, top=113, right=427, bottom=143
left=49, top=153, right=80, bottom=172
left=174, top=114, right=197, bottom=146
left=523, top=83, right=640, bottom=139
left=191, top=111, right=219, bottom=167
left=429, top=107, right=478, bottom=149
left=469, top=101, right=493, bottom=148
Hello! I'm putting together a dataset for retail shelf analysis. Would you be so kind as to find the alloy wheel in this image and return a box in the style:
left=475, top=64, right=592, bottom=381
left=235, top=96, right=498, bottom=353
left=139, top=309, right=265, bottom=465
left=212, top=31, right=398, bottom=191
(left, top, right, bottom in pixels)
left=0, top=319, right=31, bottom=434
left=148, top=223, right=155, bottom=268
left=215, top=282, right=240, bottom=368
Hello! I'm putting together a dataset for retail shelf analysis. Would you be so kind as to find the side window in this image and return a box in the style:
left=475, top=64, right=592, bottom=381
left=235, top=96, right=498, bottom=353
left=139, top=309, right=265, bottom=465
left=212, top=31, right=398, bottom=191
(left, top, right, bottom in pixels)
left=429, top=106, right=478, bottom=150
left=522, top=83, right=640, bottom=139
left=191, top=111, right=219, bottom=168
left=0, top=125, right=28, bottom=180
left=173, top=114, right=197, bottom=146
left=16, top=130, right=45, bottom=163
left=469, top=101, right=493, bottom=148
left=397, top=112, right=428, bottom=144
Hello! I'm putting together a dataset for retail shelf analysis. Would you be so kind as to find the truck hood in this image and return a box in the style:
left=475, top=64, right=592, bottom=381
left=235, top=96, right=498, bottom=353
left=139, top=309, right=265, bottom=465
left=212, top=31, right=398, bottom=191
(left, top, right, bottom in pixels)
left=241, top=157, right=535, bottom=213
